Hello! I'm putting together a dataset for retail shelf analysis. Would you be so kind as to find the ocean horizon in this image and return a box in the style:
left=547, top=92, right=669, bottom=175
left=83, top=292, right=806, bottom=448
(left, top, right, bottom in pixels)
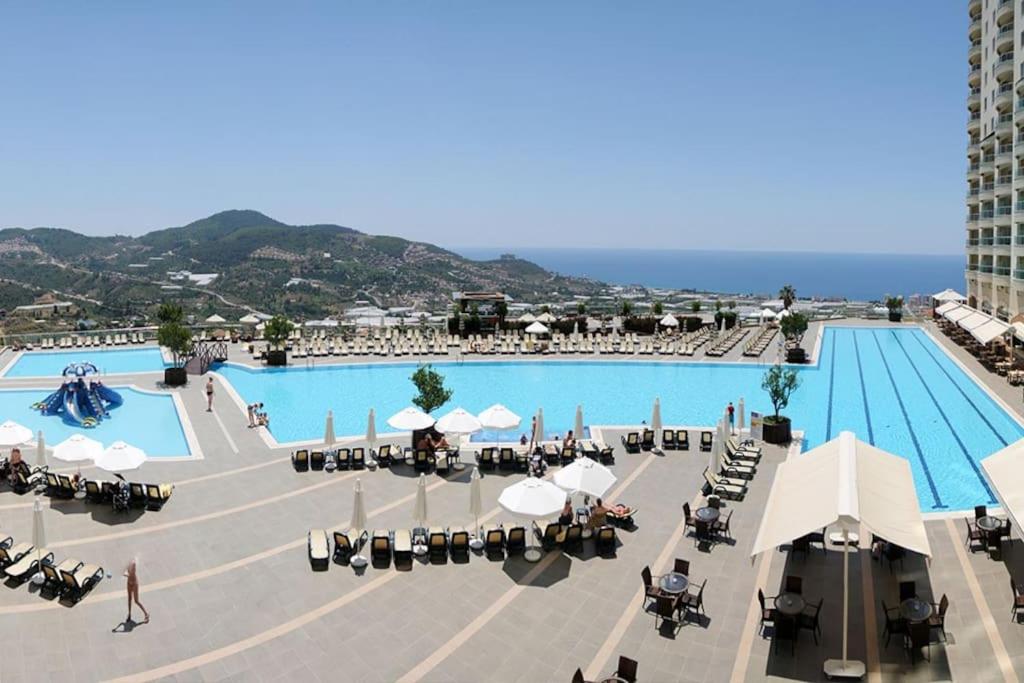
left=453, top=247, right=964, bottom=302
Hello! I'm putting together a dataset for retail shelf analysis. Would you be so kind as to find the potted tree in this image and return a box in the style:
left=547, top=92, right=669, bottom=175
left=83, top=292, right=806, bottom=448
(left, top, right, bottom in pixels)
left=886, top=295, right=904, bottom=323
left=410, top=364, right=453, bottom=449
left=156, top=303, right=192, bottom=387
left=761, top=364, right=801, bottom=444
left=263, top=315, right=294, bottom=366
left=780, top=311, right=809, bottom=363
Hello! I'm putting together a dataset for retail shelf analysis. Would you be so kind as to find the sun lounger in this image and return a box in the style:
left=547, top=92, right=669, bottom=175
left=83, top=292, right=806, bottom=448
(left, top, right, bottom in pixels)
left=699, top=431, right=713, bottom=452
left=371, top=529, right=393, bottom=565
left=662, top=430, right=678, bottom=450
left=595, top=526, right=617, bottom=557
left=428, top=527, right=448, bottom=561
left=534, top=522, right=563, bottom=551
left=606, top=506, right=637, bottom=529
left=703, top=469, right=747, bottom=500
left=311, top=450, right=326, bottom=471
left=60, top=563, right=103, bottom=602
left=484, top=527, right=506, bottom=558
left=351, top=448, right=366, bottom=469
left=0, top=542, right=33, bottom=568
left=449, top=527, right=470, bottom=560
left=413, top=449, right=435, bottom=473
left=621, top=432, right=641, bottom=454
left=308, top=529, right=330, bottom=570
left=393, top=529, right=413, bottom=564
left=563, top=524, right=584, bottom=553
left=42, top=557, right=82, bottom=594
left=145, top=484, right=173, bottom=510
left=333, top=530, right=360, bottom=564
left=6, top=548, right=52, bottom=582
left=641, top=429, right=655, bottom=451
left=599, top=445, right=615, bottom=465
left=725, top=441, right=761, bottom=463
left=676, top=430, right=690, bottom=451
left=477, top=447, right=497, bottom=470
left=292, top=449, right=309, bottom=472
left=374, top=444, right=393, bottom=468
left=728, top=436, right=762, bottom=455
left=506, top=526, right=526, bottom=555
left=498, top=447, right=516, bottom=471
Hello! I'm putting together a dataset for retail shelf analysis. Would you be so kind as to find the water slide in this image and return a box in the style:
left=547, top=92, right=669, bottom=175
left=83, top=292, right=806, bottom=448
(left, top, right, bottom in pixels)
left=36, top=364, right=124, bottom=427
left=93, top=383, right=123, bottom=408
left=38, top=386, right=66, bottom=415
left=63, top=387, right=85, bottom=424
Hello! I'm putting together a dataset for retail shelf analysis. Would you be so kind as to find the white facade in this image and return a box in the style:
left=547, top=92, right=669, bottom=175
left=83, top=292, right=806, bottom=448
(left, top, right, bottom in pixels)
left=965, top=0, right=1019, bottom=319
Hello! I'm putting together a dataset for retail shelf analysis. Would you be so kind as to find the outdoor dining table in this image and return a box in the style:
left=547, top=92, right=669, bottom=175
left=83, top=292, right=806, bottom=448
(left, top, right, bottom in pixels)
left=900, top=598, right=933, bottom=623
left=659, top=572, right=689, bottom=595
left=977, top=515, right=1002, bottom=534
left=774, top=592, right=806, bottom=617
left=695, top=507, right=720, bottom=524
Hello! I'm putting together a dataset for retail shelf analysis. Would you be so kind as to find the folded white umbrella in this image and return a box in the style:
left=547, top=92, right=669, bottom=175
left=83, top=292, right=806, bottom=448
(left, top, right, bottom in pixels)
left=413, top=474, right=429, bottom=528
left=324, top=410, right=336, bottom=448
left=534, top=408, right=545, bottom=445
left=498, top=478, right=566, bottom=520
left=35, top=431, right=47, bottom=470
left=554, top=459, right=617, bottom=498
left=387, top=407, right=436, bottom=431
left=53, top=434, right=103, bottom=463
left=469, top=467, right=483, bottom=539
left=366, top=408, right=377, bottom=450
left=350, top=478, right=368, bottom=566
left=478, top=404, right=521, bottom=431
left=0, top=420, right=33, bottom=447
left=31, top=497, right=47, bottom=585
left=435, top=407, right=482, bottom=435
left=651, top=398, right=662, bottom=448
left=574, top=405, right=584, bottom=440
left=738, top=397, right=746, bottom=432
left=95, top=441, right=146, bottom=472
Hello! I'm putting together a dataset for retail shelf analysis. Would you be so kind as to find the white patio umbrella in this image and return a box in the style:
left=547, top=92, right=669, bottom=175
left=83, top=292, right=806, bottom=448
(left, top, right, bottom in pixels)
left=536, top=312, right=557, bottom=323
left=469, top=467, right=484, bottom=549
left=239, top=313, right=261, bottom=324
left=412, top=474, right=430, bottom=555
left=53, top=434, right=103, bottom=463
left=518, top=312, right=537, bottom=323
left=752, top=432, right=931, bottom=679
left=350, top=478, right=369, bottom=567
left=760, top=308, right=776, bottom=322
left=435, top=407, right=483, bottom=435
left=35, top=431, right=47, bottom=470
left=525, top=321, right=550, bottom=335
left=478, top=404, right=521, bottom=449
left=554, top=459, right=617, bottom=498
left=0, top=420, right=32, bottom=447
left=498, top=478, right=567, bottom=562
left=659, top=314, right=679, bottom=328
left=323, top=410, right=336, bottom=448
left=365, top=408, right=377, bottom=451
left=574, top=405, right=584, bottom=440
left=205, top=314, right=226, bottom=324
left=30, top=497, right=47, bottom=585
left=738, top=397, right=746, bottom=432
left=94, top=441, right=146, bottom=473
left=651, top=398, right=663, bottom=450
left=387, top=407, right=435, bottom=431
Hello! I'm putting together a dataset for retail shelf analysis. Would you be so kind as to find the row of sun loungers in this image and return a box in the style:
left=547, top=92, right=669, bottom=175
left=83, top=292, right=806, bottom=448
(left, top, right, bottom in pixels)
left=705, top=327, right=749, bottom=357
left=0, top=534, right=103, bottom=602
left=701, top=437, right=763, bottom=501
left=17, top=332, right=148, bottom=351
left=34, top=472, right=173, bottom=510
left=621, top=428, right=709, bottom=453
left=742, top=325, right=778, bottom=356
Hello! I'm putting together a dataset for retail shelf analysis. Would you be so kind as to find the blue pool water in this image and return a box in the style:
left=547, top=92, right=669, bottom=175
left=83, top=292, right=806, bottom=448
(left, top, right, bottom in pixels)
left=0, top=388, right=191, bottom=457
left=214, top=326, right=1024, bottom=511
left=2, top=347, right=168, bottom=378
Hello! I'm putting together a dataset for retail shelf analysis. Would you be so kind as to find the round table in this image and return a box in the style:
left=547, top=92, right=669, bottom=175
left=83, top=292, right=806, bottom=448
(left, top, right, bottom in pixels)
left=695, top=507, right=720, bottom=524
left=900, top=598, right=933, bottom=623
left=73, top=491, right=86, bottom=500
left=600, top=678, right=628, bottom=683
left=978, top=515, right=1002, bottom=533
left=774, top=593, right=806, bottom=617
left=659, top=572, right=689, bottom=595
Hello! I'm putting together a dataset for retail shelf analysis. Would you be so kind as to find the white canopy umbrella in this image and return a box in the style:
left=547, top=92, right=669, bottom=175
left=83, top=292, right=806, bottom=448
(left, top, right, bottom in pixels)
left=478, top=404, right=521, bottom=431
left=239, top=313, right=261, bottom=324
left=944, top=306, right=974, bottom=323
left=205, top=314, right=226, bottom=324
left=525, top=321, right=550, bottom=335
left=981, top=438, right=1024, bottom=534
left=751, top=431, right=931, bottom=679
left=554, top=459, right=617, bottom=498
left=34, top=431, right=47, bottom=470
left=517, top=312, right=537, bottom=323
left=31, top=497, right=47, bottom=585
left=53, top=434, right=103, bottom=463
left=435, top=407, right=483, bottom=435
left=94, top=441, right=147, bottom=473
left=651, top=398, right=663, bottom=449
left=469, top=467, right=484, bottom=549
left=0, top=420, right=33, bottom=447
left=932, top=288, right=966, bottom=303
left=323, top=410, right=336, bottom=448
left=350, top=478, right=369, bottom=567
left=365, top=409, right=377, bottom=451
left=760, top=308, right=777, bottom=322
left=499, top=478, right=567, bottom=562
left=574, top=405, right=584, bottom=441
left=659, top=314, right=679, bottom=328
left=934, top=301, right=962, bottom=316
left=536, top=312, right=557, bottom=323
left=387, top=407, right=435, bottom=431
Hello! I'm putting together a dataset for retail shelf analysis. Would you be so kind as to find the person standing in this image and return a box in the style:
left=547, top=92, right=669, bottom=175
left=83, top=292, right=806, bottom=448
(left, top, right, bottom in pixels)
left=246, top=403, right=256, bottom=428
left=124, top=558, right=149, bottom=624
left=205, top=378, right=215, bottom=412
left=727, top=402, right=735, bottom=434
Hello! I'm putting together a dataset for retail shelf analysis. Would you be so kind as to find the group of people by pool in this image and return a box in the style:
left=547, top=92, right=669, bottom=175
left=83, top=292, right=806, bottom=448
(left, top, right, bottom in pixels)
left=415, top=431, right=450, bottom=454
left=245, top=403, right=269, bottom=428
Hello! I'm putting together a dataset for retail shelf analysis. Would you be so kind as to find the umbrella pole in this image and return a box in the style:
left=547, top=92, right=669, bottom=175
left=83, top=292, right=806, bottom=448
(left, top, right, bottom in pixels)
left=823, top=524, right=865, bottom=679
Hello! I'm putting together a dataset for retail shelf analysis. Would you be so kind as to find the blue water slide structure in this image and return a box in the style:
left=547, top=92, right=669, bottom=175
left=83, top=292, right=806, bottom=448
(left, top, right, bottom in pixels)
left=92, top=383, right=123, bottom=408
left=34, top=363, right=125, bottom=427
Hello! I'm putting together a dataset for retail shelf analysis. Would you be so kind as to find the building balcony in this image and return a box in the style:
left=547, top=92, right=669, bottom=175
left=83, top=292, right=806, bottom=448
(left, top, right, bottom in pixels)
left=997, top=88, right=1014, bottom=108
left=970, top=64, right=982, bottom=85
left=970, top=16, right=982, bottom=39
left=968, top=140, right=980, bottom=154
left=998, top=26, right=1016, bottom=50
left=969, top=117, right=981, bottom=134
left=970, top=43, right=982, bottom=62
left=1017, top=235, right=1024, bottom=245
left=981, top=236, right=996, bottom=245
left=997, top=205, right=1013, bottom=215
left=997, top=180, right=1013, bottom=195
left=967, top=263, right=979, bottom=271
left=997, top=235, right=1013, bottom=245
left=980, top=264, right=994, bottom=273
left=997, top=114, right=1014, bottom=133
left=968, top=214, right=980, bottom=227
left=1015, top=268, right=1024, bottom=279
left=969, top=0, right=981, bottom=15
left=996, top=0, right=1014, bottom=24
left=967, top=237, right=980, bottom=246
left=994, top=266, right=1011, bottom=279
left=996, top=58, right=1014, bottom=81
left=968, top=187, right=981, bottom=199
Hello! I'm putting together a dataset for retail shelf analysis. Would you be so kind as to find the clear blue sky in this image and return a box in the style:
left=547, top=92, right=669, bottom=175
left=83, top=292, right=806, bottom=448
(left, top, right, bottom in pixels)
left=0, top=1, right=965, bottom=253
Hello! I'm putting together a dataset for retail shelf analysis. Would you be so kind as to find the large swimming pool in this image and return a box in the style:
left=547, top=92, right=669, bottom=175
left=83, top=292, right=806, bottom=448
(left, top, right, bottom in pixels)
left=0, top=387, right=192, bottom=457
left=1, top=347, right=168, bottom=378
left=215, top=326, right=1024, bottom=512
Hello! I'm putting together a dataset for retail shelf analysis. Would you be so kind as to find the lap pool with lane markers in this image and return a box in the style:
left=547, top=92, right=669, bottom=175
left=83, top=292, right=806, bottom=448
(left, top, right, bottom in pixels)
left=213, top=326, right=1022, bottom=512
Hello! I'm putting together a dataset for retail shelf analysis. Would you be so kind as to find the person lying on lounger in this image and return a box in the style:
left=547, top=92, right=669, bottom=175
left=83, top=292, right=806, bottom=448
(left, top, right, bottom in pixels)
left=593, top=498, right=632, bottom=517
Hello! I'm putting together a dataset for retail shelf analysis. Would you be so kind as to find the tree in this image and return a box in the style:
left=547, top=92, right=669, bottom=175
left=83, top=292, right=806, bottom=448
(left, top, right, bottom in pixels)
left=714, top=299, right=723, bottom=312
left=157, top=320, right=193, bottom=369
left=157, top=302, right=184, bottom=325
left=620, top=300, right=633, bottom=316
left=780, top=311, right=809, bottom=341
left=263, top=315, right=294, bottom=350
left=576, top=301, right=587, bottom=315
left=495, top=300, right=508, bottom=321
left=725, top=300, right=736, bottom=310
left=410, top=364, right=452, bottom=414
left=762, top=364, right=801, bottom=420
left=779, top=285, right=796, bottom=310
left=652, top=300, right=664, bottom=316
left=689, top=300, right=701, bottom=313
left=885, top=295, right=904, bottom=313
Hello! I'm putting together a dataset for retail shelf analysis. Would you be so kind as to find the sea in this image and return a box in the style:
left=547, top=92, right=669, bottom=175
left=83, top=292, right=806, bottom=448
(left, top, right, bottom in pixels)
left=453, top=247, right=964, bottom=302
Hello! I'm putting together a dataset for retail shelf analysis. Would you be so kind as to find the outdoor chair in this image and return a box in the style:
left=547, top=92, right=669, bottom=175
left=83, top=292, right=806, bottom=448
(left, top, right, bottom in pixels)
left=681, top=578, right=707, bottom=622
left=906, top=620, right=931, bottom=663
left=784, top=575, right=803, bottom=595
left=595, top=526, right=617, bottom=557
left=758, top=588, right=777, bottom=635
left=291, top=449, right=309, bottom=472
left=641, top=566, right=663, bottom=606
left=310, top=450, right=325, bottom=470
left=1000, top=519, right=1013, bottom=544
left=965, top=517, right=986, bottom=551
left=129, top=483, right=147, bottom=508
left=699, top=431, right=713, bottom=452
left=707, top=496, right=721, bottom=509
left=41, top=556, right=82, bottom=596
left=798, top=598, right=823, bottom=644
left=535, top=523, right=563, bottom=551
left=882, top=600, right=908, bottom=647
left=333, top=530, right=358, bottom=564
left=506, top=526, right=526, bottom=555
left=5, top=548, right=50, bottom=583
left=693, top=519, right=714, bottom=547
left=621, top=432, right=641, bottom=454
left=413, top=449, right=434, bottom=473
left=929, top=594, right=949, bottom=641
left=145, top=484, right=173, bottom=510
left=563, top=524, right=584, bottom=553
left=351, top=448, right=366, bottom=469
left=682, top=502, right=695, bottom=532
left=661, top=430, right=677, bottom=450
left=598, top=446, right=615, bottom=465
left=370, top=529, right=392, bottom=566
left=498, top=448, right=516, bottom=471
left=899, top=580, right=916, bottom=602
left=976, top=505, right=988, bottom=520
left=477, top=447, right=496, bottom=470
left=83, top=480, right=105, bottom=503
left=613, top=656, right=638, bottom=683
left=773, top=616, right=797, bottom=655
left=485, top=527, right=506, bottom=558
left=428, top=527, right=448, bottom=562
left=375, top=444, right=393, bottom=468
left=676, top=430, right=690, bottom=451
left=449, top=527, right=470, bottom=560
left=712, top=510, right=733, bottom=540
left=1011, top=578, right=1024, bottom=622
left=560, top=447, right=576, bottom=466
left=651, top=594, right=682, bottom=632
left=393, top=529, right=413, bottom=564
left=0, top=542, right=33, bottom=570
left=60, top=563, right=103, bottom=603
left=640, top=429, right=655, bottom=451
left=673, top=558, right=690, bottom=576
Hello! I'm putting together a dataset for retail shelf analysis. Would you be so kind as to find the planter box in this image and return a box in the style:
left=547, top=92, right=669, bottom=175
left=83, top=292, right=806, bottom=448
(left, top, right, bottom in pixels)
left=266, top=350, right=288, bottom=367
left=888, top=311, right=903, bottom=323
left=164, top=367, right=188, bottom=387
left=761, top=416, right=792, bottom=445
left=785, top=346, right=807, bottom=363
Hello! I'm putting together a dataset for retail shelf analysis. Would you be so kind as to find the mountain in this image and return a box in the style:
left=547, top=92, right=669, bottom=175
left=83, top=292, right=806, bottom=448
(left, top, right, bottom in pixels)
left=0, top=210, right=602, bottom=327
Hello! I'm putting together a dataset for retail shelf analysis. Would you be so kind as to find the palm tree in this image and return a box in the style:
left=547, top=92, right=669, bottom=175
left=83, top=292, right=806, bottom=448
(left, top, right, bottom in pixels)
left=779, top=285, right=796, bottom=310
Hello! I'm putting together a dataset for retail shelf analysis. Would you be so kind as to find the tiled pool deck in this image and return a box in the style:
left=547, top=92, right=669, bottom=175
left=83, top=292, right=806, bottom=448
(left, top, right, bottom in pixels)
left=0, top=319, right=1021, bottom=682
